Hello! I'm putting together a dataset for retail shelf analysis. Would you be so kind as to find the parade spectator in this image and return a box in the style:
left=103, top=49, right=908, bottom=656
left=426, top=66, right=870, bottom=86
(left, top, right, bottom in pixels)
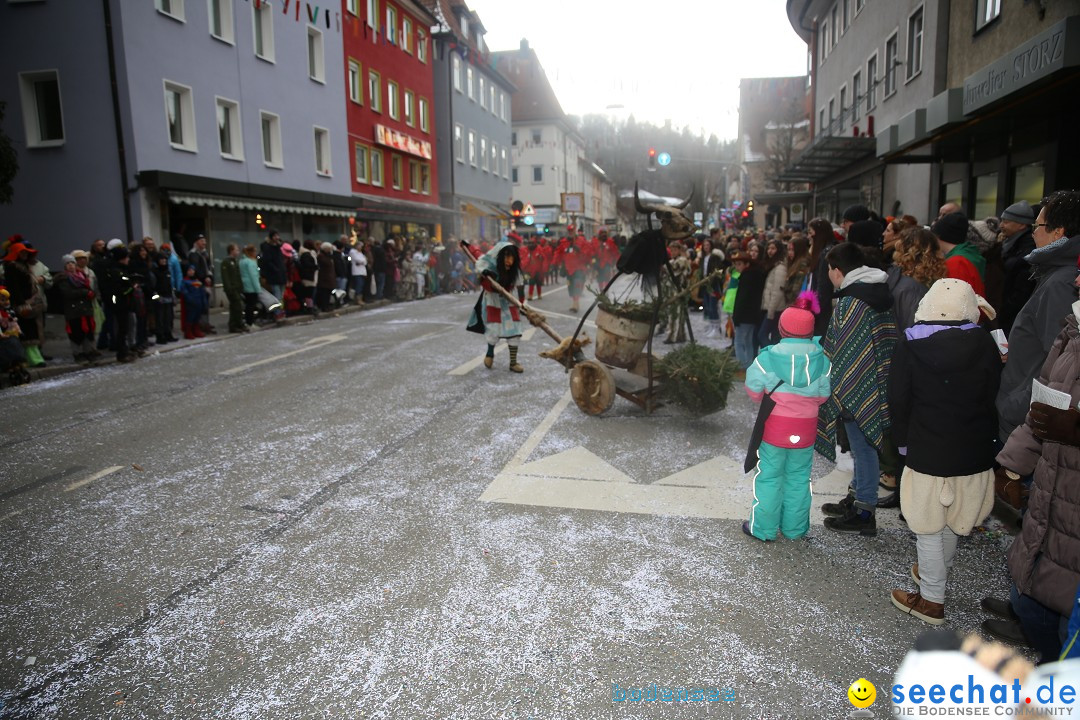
left=887, top=227, right=943, bottom=335
left=259, top=229, right=287, bottom=300
left=187, top=234, right=215, bottom=334
left=888, top=279, right=1001, bottom=625
left=221, top=243, right=247, bottom=333
left=990, top=261, right=1080, bottom=662
left=661, top=241, right=691, bottom=344
left=384, top=239, right=400, bottom=300
left=101, top=244, right=136, bottom=362
left=938, top=202, right=962, bottom=221
left=0, top=287, right=30, bottom=384
left=732, top=250, right=766, bottom=369
left=316, top=242, right=337, bottom=312
left=701, top=238, right=725, bottom=338
left=128, top=242, right=154, bottom=353
left=239, top=245, right=261, bottom=326
left=347, top=241, right=368, bottom=305
left=179, top=264, right=208, bottom=340
left=332, top=238, right=350, bottom=295
left=743, top=291, right=830, bottom=541
left=996, top=190, right=1080, bottom=443
left=296, top=240, right=319, bottom=313
left=24, top=244, right=52, bottom=360
left=370, top=239, right=387, bottom=300
left=782, top=237, right=811, bottom=305
left=412, top=243, right=429, bottom=299
left=841, top=204, right=871, bottom=233
left=73, top=250, right=103, bottom=340
left=151, top=249, right=177, bottom=344
left=997, top=201, right=1037, bottom=334
left=818, top=242, right=897, bottom=536
left=58, top=254, right=100, bottom=363
left=807, top=218, right=838, bottom=336
left=2, top=241, right=45, bottom=367
left=932, top=212, right=986, bottom=297
left=759, top=238, right=788, bottom=347
left=882, top=216, right=917, bottom=263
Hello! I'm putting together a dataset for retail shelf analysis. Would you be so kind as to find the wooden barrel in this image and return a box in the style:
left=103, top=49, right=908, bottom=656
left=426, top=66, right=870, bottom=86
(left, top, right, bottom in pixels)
left=594, top=307, right=652, bottom=369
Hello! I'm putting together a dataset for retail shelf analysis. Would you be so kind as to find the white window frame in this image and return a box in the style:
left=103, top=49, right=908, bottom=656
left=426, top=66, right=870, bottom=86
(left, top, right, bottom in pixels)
left=417, top=31, right=427, bottom=63
left=841, top=0, right=849, bottom=34
left=368, top=69, right=382, bottom=112
left=830, top=4, right=838, bottom=46
left=408, top=159, right=419, bottom=193
left=819, top=20, right=828, bottom=62
left=512, top=166, right=519, bottom=185
left=466, top=66, right=474, bottom=101
left=454, top=123, right=464, bottom=163
left=855, top=0, right=864, bottom=15
left=866, top=52, right=878, bottom=113
left=479, top=76, right=487, bottom=109
left=260, top=110, right=283, bottom=168
left=480, top=136, right=488, bottom=172
left=531, top=128, right=541, bottom=144
left=403, top=88, right=414, bottom=127
left=489, top=141, right=497, bottom=174
left=252, top=1, right=274, bottom=62
left=501, top=147, right=508, bottom=178
left=838, top=85, right=847, bottom=132
left=355, top=143, right=370, bottom=184
left=386, top=5, right=397, bottom=45
left=468, top=130, right=476, bottom=167
left=307, top=27, right=325, bottom=84
left=976, top=0, right=1001, bottom=31
left=851, top=70, right=862, bottom=123
left=155, top=0, right=185, bottom=22
left=366, top=0, right=377, bottom=28
left=402, top=16, right=412, bottom=54
left=370, top=148, right=384, bottom=186
left=207, top=0, right=234, bottom=44
left=883, top=30, right=899, bottom=99
left=163, top=79, right=196, bottom=152
left=419, top=97, right=429, bottom=133
left=489, top=85, right=496, bottom=115
left=215, top=96, right=243, bottom=161
left=500, top=92, right=507, bottom=122
left=452, top=54, right=462, bottom=93
left=346, top=0, right=359, bottom=16
left=420, top=163, right=430, bottom=195
left=532, top=165, right=543, bottom=184
left=348, top=59, right=362, bottom=104
left=391, top=154, right=402, bottom=190
left=387, top=80, right=399, bottom=120
left=314, top=126, right=331, bottom=176
left=906, top=5, right=924, bottom=82
left=18, top=69, right=65, bottom=148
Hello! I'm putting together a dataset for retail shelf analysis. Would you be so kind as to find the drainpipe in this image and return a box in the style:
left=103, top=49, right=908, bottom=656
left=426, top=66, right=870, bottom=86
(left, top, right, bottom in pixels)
left=102, top=0, right=134, bottom=244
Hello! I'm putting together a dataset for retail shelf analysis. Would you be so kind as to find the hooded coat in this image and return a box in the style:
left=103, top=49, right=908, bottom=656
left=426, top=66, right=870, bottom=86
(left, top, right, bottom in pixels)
left=997, top=310, right=1080, bottom=617
left=996, top=234, right=1080, bottom=441
left=999, top=228, right=1037, bottom=334
left=746, top=338, right=831, bottom=449
left=469, top=241, right=522, bottom=343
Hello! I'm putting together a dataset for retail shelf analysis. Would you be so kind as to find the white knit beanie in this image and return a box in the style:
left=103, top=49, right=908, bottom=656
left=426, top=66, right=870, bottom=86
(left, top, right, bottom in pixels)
left=914, top=278, right=996, bottom=324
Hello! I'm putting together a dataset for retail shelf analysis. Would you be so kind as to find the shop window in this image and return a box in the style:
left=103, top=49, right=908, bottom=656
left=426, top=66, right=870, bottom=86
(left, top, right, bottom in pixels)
left=1013, top=162, right=1044, bottom=206
left=974, top=173, right=999, bottom=219
left=19, top=70, right=65, bottom=147
left=942, top=180, right=963, bottom=210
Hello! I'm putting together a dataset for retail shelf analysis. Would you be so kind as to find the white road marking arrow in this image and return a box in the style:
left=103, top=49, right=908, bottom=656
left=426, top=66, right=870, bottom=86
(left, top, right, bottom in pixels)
left=219, top=333, right=348, bottom=376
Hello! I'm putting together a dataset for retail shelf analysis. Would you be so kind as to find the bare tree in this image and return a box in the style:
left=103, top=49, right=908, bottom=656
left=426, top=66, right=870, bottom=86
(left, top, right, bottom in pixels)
left=763, top=98, right=808, bottom=193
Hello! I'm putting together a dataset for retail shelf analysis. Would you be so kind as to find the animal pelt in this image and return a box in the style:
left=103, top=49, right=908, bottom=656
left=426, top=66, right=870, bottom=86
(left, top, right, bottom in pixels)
left=616, top=228, right=668, bottom=292
left=539, top=334, right=591, bottom=365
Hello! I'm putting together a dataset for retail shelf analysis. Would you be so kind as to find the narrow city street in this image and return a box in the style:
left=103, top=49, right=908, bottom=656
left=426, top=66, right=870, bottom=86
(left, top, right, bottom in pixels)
left=0, top=289, right=1015, bottom=718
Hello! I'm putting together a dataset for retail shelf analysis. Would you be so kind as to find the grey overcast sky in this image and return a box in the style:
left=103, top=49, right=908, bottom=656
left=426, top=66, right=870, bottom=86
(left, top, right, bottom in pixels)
left=468, top=0, right=809, bottom=140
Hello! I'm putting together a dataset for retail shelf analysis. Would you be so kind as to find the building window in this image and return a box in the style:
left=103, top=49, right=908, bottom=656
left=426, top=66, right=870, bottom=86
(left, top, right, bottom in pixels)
left=346, top=0, right=359, bottom=15
left=531, top=128, right=541, bottom=144
left=313, top=126, right=331, bottom=176
left=838, top=86, right=846, bottom=131
left=512, top=166, right=519, bottom=184
left=370, top=148, right=383, bottom=186
left=355, top=143, right=369, bottom=183
left=417, top=32, right=427, bottom=63
left=468, top=130, right=476, bottom=167
left=906, top=8, right=923, bottom=81
left=1013, top=162, right=1044, bottom=205
left=216, top=97, right=242, bottom=160
left=480, top=136, right=488, bottom=172
left=974, top=172, right=999, bottom=218
left=452, top=54, right=462, bottom=92
left=819, top=21, right=828, bottom=62
left=830, top=4, right=838, bottom=46
left=366, top=0, right=377, bottom=27
left=511, top=131, right=517, bottom=146
left=386, top=5, right=397, bottom=45
left=532, top=165, right=543, bottom=184
left=156, top=0, right=184, bottom=21
left=466, top=66, right=474, bottom=100
left=884, top=33, right=898, bottom=97
left=253, top=1, right=274, bottom=61
left=500, top=92, right=507, bottom=122
left=208, top=0, right=233, bottom=43
left=454, top=123, right=464, bottom=162
left=866, top=53, right=878, bottom=112
left=460, top=15, right=468, bottom=38
left=18, top=70, right=64, bottom=147
left=368, top=70, right=382, bottom=112
left=976, top=0, right=1001, bottom=31
left=402, top=17, right=412, bottom=53
left=403, top=89, right=414, bottom=126
left=501, top=147, right=508, bottom=178
left=841, top=0, right=849, bottom=33
left=489, top=85, right=496, bottom=115
left=479, top=76, right=487, bottom=109
left=164, top=80, right=196, bottom=152
left=827, top=97, right=835, bottom=134
left=387, top=80, right=399, bottom=119
left=855, top=0, right=864, bottom=13
left=818, top=108, right=825, bottom=137
left=260, top=110, right=282, bottom=167
left=852, top=70, right=861, bottom=123
left=391, top=155, right=402, bottom=189
left=490, top=141, right=497, bottom=174
left=308, top=28, right=325, bottom=83
left=348, top=59, right=362, bottom=104
left=418, top=97, right=429, bottom=133
left=408, top=159, right=419, bottom=192
left=420, top=163, right=430, bottom=194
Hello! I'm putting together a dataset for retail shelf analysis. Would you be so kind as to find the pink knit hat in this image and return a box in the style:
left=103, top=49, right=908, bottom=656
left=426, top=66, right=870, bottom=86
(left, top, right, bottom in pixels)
left=779, top=291, right=820, bottom=339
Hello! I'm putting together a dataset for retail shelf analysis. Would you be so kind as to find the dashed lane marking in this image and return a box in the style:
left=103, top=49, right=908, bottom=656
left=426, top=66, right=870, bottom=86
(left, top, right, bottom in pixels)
left=219, top=333, right=348, bottom=376
left=65, top=466, right=125, bottom=493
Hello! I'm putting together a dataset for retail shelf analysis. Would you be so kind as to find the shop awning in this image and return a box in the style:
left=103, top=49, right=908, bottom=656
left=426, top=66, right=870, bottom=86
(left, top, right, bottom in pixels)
left=353, top=192, right=460, bottom=221
left=462, top=200, right=510, bottom=218
left=167, top=191, right=355, bottom=218
left=777, top=135, right=877, bottom=183
left=753, top=190, right=813, bottom=206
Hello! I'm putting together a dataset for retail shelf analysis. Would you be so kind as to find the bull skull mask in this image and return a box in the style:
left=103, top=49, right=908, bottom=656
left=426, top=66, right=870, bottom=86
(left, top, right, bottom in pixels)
left=634, top=182, right=696, bottom=240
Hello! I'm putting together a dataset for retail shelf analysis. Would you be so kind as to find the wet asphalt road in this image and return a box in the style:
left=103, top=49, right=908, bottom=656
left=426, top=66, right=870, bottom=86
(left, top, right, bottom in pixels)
left=0, top=287, right=1016, bottom=719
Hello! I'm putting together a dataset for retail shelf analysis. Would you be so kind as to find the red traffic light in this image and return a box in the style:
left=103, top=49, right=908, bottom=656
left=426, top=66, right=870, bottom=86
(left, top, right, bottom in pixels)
left=648, top=148, right=656, bottom=157
left=741, top=211, right=749, bottom=218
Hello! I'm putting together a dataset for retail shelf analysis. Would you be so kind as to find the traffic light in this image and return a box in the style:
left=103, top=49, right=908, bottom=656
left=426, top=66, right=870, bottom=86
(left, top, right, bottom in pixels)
left=746, top=201, right=754, bottom=213
left=648, top=147, right=656, bottom=169
left=511, top=200, right=524, bottom=227
left=255, top=213, right=266, bottom=230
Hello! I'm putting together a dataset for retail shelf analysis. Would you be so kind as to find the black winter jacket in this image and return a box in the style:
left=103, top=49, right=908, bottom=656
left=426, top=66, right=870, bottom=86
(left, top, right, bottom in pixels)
left=889, top=323, right=1002, bottom=476
left=999, top=229, right=1036, bottom=334
left=731, top=264, right=766, bottom=325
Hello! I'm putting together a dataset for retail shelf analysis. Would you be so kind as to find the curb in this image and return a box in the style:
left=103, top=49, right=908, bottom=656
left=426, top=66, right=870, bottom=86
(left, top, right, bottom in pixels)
left=12, top=299, right=390, bottom=388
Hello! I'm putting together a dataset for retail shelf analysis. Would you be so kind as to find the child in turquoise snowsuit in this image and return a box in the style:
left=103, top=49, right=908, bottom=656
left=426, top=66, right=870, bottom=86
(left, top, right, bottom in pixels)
left=743, top=291, right=831, bottom=541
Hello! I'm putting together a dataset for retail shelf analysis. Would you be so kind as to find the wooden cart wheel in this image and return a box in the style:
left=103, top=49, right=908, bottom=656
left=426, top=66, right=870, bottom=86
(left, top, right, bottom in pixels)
left=570, top=360, right=616, bottom=416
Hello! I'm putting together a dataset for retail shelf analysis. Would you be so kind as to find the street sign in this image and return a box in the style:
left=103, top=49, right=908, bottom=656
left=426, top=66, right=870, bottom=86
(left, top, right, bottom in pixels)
left=523, top=216, right=535, bottom=226
left=523, top=203, right=535, bottom=216
left=657, top=152, right=671, bottom=167
left=560, top=193, right=584, bottom=213
left=693, top=212, right=703, bottom=224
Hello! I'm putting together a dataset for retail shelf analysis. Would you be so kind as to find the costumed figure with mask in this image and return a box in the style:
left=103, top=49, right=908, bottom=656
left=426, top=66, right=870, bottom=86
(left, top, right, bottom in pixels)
left=467, top=241, right=525, bottom=373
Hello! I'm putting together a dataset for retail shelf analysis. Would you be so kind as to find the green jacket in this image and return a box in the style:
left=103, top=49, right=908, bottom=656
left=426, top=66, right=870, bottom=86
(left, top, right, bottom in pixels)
left=221, top=257, right=243, bottom=298
left=945, top=241, right=986, bottom=280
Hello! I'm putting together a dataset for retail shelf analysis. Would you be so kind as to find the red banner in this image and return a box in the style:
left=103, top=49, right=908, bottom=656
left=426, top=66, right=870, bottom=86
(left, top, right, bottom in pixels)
left=374, top=124, right=432, bottom=160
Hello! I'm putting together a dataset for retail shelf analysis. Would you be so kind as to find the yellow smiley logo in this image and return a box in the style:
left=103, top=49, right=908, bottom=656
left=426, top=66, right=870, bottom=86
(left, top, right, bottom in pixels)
left=847, top=678, right=876, bottom=708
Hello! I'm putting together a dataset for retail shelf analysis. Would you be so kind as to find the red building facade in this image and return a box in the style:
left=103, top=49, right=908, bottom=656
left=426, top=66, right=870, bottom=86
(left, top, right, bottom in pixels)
left=342, top=0, right=444, bottom=241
